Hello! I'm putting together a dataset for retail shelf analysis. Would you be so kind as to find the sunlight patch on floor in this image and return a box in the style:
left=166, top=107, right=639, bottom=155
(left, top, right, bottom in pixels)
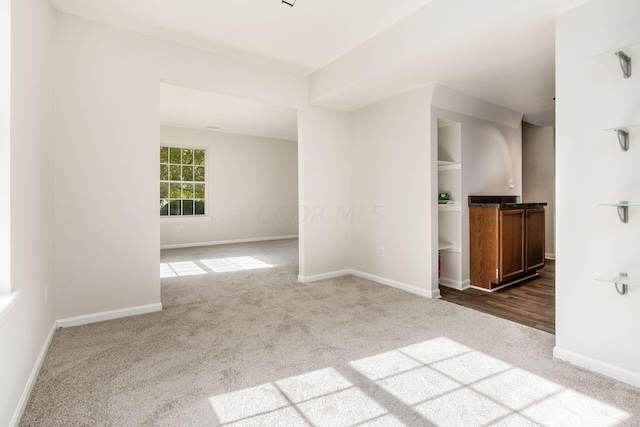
left=201, top=257, right=273, bottom=273
left=349, top=337, right=629, bottom=427
left=209, top=367, right=401, bottom=426
left=160, top=263, right=177, bottom=278
left=160, top=261, right=207, bottom=278
left=209, top=337, right=630, bottom=426
left=161, top=256, right=273, bottom=277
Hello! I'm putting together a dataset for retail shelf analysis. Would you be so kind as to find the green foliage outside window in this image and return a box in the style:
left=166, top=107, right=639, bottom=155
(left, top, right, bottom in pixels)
left=160, top=146, right=206, bottom=216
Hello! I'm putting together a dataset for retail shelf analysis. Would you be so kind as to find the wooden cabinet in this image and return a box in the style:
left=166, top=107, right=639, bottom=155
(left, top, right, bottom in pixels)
left=525, top=208, right=545, bottom=271
left=499, top=209, right=525, bottom=282
left=470, top=206, right=545, bottom=290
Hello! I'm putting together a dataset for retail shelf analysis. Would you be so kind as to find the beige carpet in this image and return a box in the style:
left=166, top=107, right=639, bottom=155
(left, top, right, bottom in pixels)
left=21, top=239, right=640, bottom=426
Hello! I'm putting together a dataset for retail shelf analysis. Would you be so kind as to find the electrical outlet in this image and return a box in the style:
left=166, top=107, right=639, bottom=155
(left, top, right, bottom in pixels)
left=378, top=247, right=384, bottom=257
left=178, top=226, right=183, bottom=233
left=44, top=285, right=48, bottom=305
left=508, top=178, right=514, bottom=189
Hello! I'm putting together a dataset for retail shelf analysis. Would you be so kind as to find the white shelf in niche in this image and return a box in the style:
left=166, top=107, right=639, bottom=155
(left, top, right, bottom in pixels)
left=438, top=203, right=461, bottom=211
left=437, top=160, right=461, bottom=171
left=438, top=241, right=461, bottom=253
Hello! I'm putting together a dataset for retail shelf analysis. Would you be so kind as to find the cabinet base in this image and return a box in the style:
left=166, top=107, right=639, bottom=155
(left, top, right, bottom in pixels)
left=469, top=272, right=540, bottom=293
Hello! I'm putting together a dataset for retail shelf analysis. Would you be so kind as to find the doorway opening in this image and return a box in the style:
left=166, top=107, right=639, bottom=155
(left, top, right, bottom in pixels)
left=158, top=83, right=299, bottom=301
left=437, top=118, right=556, bottom=334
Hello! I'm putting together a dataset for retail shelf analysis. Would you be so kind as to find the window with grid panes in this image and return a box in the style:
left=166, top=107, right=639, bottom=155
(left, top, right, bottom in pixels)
left=160, top=146, right=206, bottom=217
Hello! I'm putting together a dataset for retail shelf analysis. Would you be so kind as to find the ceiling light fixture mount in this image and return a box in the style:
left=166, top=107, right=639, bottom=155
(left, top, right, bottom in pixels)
left=282, top=0, right=296, bottom=7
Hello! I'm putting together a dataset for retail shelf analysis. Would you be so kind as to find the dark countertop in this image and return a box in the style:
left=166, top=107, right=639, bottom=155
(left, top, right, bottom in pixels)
left=469, top=202, right=547, bottom=208
left=468, top=195, right=547, bottom=208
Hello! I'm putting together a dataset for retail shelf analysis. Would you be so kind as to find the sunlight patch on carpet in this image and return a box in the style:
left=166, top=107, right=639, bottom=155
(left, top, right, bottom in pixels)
left=209, top=337, right=629, bottom=426
left=209, top=367, right=401, bottom=426
left=160, top=261, right=207, bottom=277
left=161, top=257, right=273, bottom=277
left=201, top=257, right=273, bottom=273
left=349, top=337, right=630, bottom=426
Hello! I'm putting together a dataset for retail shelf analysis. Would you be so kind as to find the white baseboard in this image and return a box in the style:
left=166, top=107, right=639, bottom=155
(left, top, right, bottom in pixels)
left=545, top=253, right=555, bottom=260
left=553, top=346, right=640, bottom=388
left=161, top=235, right=298, bottom=250
left=56, top=303, right=163, bottom=328
left=298, top=269, right=440, bottom=299
left=10, top=322, right=56, bottom=427
left=350, top=270, right=440, bottom=299
left=470, top=273, right=539, bottom=293
left=298, top=270, right=351, bottom=283
left=439, top=278, right=471, bottom=291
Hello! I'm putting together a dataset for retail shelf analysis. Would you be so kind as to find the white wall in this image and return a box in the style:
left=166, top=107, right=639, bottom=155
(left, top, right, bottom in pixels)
left=523, top=123, right=555, bottom=258
left=297, top=106, right=351, bottom=279
left=0, top=0, right=56, bottom=425
left=55, top=14, right=161, bottom=319
left=303, top=84, right=521, bottom=298
left=432, top=107, right=523, bottom=197
left=555, top=0, right=640, bottom=386
left=350, top=86, right=438, bottom=297
left=160, top=126, right=298, bottom=247
left=0, top=0, right=10, bottom=294
left=54, top=13, right=306, bottom=320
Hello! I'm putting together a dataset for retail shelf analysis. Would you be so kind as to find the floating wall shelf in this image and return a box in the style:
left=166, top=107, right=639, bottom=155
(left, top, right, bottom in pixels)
left=593, top=41, right=640, bottom=78
left=604, top=123, right=640, bottom=151
left=596, top=271, right=640, bottom=295
left=598, top=201, right=640, bottom=223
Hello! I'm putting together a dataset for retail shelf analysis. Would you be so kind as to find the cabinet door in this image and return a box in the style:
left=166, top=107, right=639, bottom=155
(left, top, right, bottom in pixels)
left=526, top=208, right=545, bottom=270
left=499, top=209, right=525, bottom=282
left=470, top=207, right=499, bottom=289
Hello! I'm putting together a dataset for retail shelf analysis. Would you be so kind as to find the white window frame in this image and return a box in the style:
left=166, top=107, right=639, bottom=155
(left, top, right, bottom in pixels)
left=159, top=143, right=210, bottom=222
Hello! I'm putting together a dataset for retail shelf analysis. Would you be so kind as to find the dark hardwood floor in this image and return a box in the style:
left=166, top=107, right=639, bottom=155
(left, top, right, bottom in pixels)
left=440, top=260, right=555, bottom=334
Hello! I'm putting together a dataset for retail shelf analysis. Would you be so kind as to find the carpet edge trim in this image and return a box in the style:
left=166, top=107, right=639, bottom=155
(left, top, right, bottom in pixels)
left=553, top=346, right=640, bottom=388
left=10, top=321, right=56, bottom=427
left=56, top=303, right=163, bottom=328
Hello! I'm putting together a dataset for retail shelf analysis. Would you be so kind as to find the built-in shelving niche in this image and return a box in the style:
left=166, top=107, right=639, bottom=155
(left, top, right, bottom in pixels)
left=437, top=119, right=463, bottom=289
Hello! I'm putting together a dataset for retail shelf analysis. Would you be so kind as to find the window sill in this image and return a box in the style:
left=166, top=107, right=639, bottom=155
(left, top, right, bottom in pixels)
left=0, top=290, right=21, bottom=328
left=160, top=216, right=212, bottom=223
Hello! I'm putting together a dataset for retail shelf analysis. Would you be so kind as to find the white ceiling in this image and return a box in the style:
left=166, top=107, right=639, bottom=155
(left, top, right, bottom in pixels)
left=53, top=0, right=592, bottom=121
left=52, top=0, right=435, bottom=75
left=160, top=84, right=298, bottom=141
left=307, top=0, right=591, bottom=115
